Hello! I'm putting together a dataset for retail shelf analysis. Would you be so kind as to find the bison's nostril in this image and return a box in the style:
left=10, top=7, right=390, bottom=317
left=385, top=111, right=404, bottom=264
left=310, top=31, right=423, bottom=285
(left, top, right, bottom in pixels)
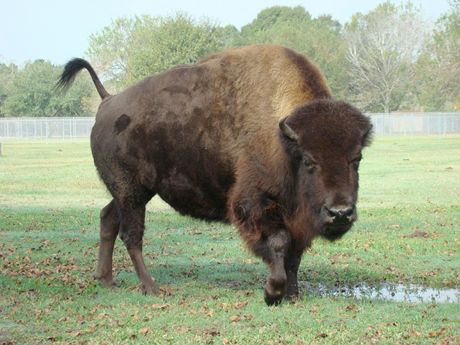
left=325, top=206, right=336, bottom=218
left=339, top=207, right=354, bottom=217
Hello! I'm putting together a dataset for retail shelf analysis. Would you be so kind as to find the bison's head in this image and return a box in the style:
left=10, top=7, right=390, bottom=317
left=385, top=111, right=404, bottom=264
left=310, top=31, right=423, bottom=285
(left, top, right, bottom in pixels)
left=279, top=99, right=372, bottom=241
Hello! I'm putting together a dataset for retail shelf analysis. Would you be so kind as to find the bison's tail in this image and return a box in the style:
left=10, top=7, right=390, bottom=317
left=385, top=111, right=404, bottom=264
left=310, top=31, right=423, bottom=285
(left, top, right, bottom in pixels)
left=57, top=58, right=110, bottom=99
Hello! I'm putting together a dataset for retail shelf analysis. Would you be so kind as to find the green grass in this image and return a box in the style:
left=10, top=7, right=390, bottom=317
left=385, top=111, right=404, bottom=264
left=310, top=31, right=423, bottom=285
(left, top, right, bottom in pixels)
left=0, top=137, right=459, bottom=344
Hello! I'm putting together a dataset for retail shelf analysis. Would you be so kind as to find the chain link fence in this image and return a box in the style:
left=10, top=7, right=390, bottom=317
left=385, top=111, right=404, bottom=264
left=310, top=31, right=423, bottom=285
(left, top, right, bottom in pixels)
left=1, top=113, right=460, bottom=139
left=0, top=117, right=94, bottom=139
left=370, top=113, right=460, bottom=136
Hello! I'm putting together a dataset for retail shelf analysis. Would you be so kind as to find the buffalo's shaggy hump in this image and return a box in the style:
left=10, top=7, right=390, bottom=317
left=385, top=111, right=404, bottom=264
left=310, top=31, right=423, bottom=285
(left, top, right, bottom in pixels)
left=59, top=44, right=372, bottom=305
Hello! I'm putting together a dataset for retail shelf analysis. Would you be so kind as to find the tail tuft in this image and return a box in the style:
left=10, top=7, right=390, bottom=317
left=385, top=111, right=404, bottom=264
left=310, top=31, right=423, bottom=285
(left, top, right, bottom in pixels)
left=57, top=58, right=110, bottom=99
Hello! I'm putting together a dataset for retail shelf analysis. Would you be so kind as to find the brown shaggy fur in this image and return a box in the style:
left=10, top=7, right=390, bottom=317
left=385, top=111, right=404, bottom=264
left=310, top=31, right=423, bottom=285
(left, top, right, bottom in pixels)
left=59, top=44, right=372, bottom=304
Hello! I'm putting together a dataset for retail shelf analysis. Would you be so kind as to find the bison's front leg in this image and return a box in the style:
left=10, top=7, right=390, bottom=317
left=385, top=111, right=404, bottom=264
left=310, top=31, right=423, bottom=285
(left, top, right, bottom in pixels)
left=229, top=188, right=291, bottom=305
left=259, top=230, right=291, bottom=306
left=285, top=249, right=302, bottom=300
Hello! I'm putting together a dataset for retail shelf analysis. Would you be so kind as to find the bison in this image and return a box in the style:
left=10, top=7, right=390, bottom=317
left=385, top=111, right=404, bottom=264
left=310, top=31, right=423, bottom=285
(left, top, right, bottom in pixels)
left=58, top=45, right=372, bottom=305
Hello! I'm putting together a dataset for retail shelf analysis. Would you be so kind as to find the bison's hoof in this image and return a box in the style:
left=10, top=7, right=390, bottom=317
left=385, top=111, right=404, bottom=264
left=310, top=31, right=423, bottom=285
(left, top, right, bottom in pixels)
left=285, top=293, right=299, bottom=303
left=264, top=289, right=284, bottom=306
left=141, top=282, right=160, bottom=295
left=102, top=279, right=117, bottom=288
left=285, top=285, right=299, bottom=302
left=93, top=273, right=117, bottom=288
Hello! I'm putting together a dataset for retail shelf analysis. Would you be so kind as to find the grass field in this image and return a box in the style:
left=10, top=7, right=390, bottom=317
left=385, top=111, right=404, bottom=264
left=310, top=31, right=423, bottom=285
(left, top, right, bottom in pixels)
left=0, top=136, right=459, bottom=344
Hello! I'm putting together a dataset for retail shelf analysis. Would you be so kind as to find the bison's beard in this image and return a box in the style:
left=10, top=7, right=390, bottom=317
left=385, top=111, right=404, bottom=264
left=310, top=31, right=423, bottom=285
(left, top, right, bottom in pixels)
left=321, top=222, right=353, bottom=241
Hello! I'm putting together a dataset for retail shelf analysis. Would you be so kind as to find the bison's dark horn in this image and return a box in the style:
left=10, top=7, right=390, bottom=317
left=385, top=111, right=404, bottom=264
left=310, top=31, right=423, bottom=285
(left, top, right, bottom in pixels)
left=279, top=118, right=299, bottom=141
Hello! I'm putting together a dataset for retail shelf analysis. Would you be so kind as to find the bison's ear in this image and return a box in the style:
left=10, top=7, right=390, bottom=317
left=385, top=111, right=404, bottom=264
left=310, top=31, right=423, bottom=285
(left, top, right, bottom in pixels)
left=361, top=121, right=373, bottom=147
left=279, top=117, right=299, bottom=142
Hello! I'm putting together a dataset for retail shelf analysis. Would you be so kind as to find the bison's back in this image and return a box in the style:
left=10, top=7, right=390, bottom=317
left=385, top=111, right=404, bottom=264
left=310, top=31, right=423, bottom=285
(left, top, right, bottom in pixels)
left=91, top=45, right=331, bottom=221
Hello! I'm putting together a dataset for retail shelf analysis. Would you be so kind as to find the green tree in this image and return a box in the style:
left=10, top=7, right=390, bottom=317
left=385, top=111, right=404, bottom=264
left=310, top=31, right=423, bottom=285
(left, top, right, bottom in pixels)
left=0, top=63, right=18, bottom=117
left=2, top=60, right=94, bottom=117
left=86, top=16, right=137, bottom=90
left=238, top=6, right=348, bottom=98
left=415, top=0, right=460, bottom=110
left=88, top=13, right=237, bottom=90
left=344, top=2, right=427, bottom=112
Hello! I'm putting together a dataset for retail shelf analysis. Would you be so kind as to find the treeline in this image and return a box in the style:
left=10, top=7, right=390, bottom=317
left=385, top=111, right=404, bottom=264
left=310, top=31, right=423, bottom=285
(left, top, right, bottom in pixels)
left=1, top=1, right=459, bottom=117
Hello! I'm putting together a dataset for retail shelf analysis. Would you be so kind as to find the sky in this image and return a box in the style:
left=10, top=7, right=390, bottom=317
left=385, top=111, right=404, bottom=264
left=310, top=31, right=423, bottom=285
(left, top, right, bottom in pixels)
left=0, top=0, right=451, bottom=66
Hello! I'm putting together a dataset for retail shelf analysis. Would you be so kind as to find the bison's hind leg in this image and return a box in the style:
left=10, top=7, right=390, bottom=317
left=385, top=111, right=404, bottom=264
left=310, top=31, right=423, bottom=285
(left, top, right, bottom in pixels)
left=117, top=188, right=159, bottom=295
left=94, top=199, right=119, bottom=288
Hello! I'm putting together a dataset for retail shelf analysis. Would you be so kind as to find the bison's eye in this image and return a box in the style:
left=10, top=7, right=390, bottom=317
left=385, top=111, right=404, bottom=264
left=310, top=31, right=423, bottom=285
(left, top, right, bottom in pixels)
left=302, top=157, right=316, bottom=173
left=350, top=156, right=362, bottom=170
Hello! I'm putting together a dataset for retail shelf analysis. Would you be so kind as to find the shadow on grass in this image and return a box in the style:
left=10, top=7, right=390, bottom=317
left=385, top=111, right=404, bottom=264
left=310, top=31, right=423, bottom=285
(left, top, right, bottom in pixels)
left=109, top=258, right=395, bottom=296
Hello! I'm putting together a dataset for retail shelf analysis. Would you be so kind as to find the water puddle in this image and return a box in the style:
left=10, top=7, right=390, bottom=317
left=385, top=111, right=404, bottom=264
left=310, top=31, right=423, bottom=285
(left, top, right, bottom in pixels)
left=302, top=282, right=459, bottom=303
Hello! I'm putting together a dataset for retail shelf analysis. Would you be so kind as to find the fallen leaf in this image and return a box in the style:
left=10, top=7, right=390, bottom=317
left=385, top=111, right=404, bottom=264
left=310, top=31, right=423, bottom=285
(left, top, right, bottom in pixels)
left=237, top=290, right=254, bottom=297
left=139, top=327, right=151, bottom=335
left=310, top=306, right=319, bottom=314
left=0, top=340, right=14, bottom=345
left=204, top=329, right=220, bottom=337
left=68, top=331, right=82, bottom=337
left=220, top=301, right=248, bottom=311
left=406, top=230, right=429, bottom=238
left=234, top=301, right=248, bottom=309
left=346, top=304, right=358, bottom=312
left=159, top=287, right=173, bottom=296
left=428, top=328, right=445, bottom=338
left=411, top=330, right=421, bottom=337
left=151, top=303, right=170, bottom=310
left=229, top=315, right=241, bottom=322
left=220, top=303, right=231, bottom=310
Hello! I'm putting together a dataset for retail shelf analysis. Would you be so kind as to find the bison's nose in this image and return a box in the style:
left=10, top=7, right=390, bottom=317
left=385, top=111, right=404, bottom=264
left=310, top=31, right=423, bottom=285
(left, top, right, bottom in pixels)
left=324, top=205, right=355, bottom=223
left=325, top=206, right=354, bottom=218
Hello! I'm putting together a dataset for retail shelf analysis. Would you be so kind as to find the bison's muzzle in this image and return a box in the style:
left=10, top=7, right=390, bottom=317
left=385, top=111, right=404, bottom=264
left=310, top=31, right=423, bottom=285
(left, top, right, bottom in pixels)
left=321, top=204, right=357, bottom=241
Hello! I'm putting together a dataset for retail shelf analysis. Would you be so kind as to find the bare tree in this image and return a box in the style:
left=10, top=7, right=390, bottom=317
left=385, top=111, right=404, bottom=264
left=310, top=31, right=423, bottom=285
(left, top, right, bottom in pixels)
left=344, top=2, right=427, bottom=112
